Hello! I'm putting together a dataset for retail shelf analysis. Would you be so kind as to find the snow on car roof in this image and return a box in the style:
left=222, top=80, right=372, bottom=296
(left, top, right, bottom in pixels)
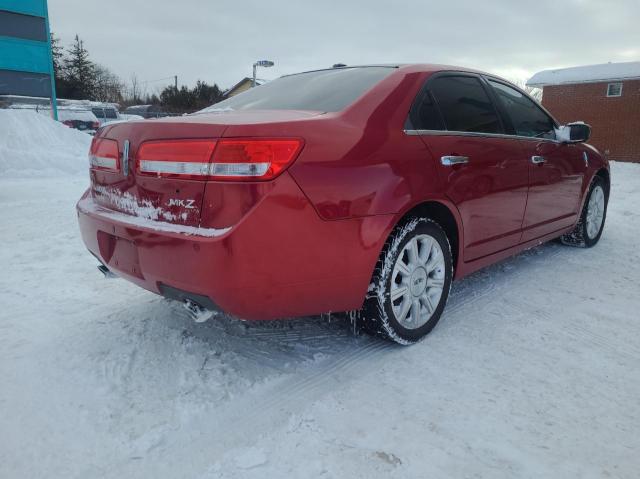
left=527, top=61, right=640, bottom=87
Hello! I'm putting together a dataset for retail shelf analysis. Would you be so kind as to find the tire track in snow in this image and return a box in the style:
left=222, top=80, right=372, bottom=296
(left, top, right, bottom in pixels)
left=99, top=333, right=396, bottom=479
left=560, top=322, right=640, bottom=362
left=445, top=243, right=566, bottom=319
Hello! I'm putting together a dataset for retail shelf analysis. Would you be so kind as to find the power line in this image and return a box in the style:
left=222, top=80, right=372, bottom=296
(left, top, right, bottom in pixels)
left=141, top=76, right=175, bottom=85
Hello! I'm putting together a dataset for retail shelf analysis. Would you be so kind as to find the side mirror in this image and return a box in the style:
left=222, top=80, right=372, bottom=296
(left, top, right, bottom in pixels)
left=557, top=122, right=591, bottom=143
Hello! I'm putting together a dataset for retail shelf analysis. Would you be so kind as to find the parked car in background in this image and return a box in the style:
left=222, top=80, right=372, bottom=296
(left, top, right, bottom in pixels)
left=91, top=105, right=120, bottom=125
left=58, top=108, right=100, bottom=134
left=117, top=113, right=144, bottom=122
left=123, top=104, right=169, bottom=119
left=77, top=64, right=609, bottom=344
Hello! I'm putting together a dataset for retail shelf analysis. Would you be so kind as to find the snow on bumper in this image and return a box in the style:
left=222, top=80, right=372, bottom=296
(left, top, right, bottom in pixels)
left=76, top=173, right=395, bottom=320
left=77, top=195, right=231, bottom=238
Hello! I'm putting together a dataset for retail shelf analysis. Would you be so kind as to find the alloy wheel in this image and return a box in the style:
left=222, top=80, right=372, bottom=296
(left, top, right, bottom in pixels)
left=586, top=185, right=605, bottom=239
left=390, top=234, right=446, bottom=329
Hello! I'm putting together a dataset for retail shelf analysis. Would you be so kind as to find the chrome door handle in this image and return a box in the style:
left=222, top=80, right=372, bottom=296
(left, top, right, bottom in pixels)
left=441, top=156, right=469, bottom=166
left=531, top=155, right=546, bottom=164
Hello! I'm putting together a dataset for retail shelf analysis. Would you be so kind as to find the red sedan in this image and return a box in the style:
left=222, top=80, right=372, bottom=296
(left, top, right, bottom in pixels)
left=77, top=64, right=609, bottom=344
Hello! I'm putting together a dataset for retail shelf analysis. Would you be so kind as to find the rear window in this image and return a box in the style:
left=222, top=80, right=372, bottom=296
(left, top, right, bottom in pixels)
left=201, top=67, right=395, bottom=113
left=58, top=109, right=97, bottom=122
left=92, top=107, right=118, bottom=119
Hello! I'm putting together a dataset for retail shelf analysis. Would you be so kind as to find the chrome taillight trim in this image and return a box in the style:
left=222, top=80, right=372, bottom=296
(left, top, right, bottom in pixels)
left=139, top=160, right=211, bottom=176
left=90, top=155, right=118, bottom=170
left=138, top=160, right=271, bottom=178
left=210, top=163, right=270, bottom=177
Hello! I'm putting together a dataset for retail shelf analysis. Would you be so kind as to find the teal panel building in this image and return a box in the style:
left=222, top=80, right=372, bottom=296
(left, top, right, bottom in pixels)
left=0, top=0, right=57, bottom=115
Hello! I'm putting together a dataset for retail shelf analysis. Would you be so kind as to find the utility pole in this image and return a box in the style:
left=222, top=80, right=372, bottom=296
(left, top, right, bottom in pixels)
left=174, top=75, right=178, bottom=90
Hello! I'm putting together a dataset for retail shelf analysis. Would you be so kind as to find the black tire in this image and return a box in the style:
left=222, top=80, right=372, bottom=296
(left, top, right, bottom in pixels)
left=361, top=217, right=453, bottom=345
left=561, top=175, right=608, bottom=248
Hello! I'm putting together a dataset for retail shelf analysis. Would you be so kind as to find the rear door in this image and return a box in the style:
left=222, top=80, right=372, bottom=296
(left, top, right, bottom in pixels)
left=410, top=74, right=529, bottom=261
left=486, top=79, right=586, bottom=241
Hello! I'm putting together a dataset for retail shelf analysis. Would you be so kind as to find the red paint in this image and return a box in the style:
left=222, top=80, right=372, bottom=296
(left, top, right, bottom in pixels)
left=425, top=136, right=529, bottom=261
left=77, top=65, right=608, bottom=320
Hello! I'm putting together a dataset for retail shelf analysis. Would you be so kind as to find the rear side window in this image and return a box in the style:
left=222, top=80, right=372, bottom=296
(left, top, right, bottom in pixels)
left=429, top=76, right=502, bottom=134
left=409, top=91, right=445, bottom=130
left=200, top=67, right=395, bottom=113
left=488, top=80, right=555, bottom=139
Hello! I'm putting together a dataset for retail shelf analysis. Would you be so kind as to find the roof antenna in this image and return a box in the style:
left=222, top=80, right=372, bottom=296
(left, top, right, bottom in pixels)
left=332, top=63, right=347, bottom=68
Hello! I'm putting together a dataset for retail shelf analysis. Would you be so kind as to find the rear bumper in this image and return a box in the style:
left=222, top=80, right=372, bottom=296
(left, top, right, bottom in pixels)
left=77, top=173, right=395, bottom=320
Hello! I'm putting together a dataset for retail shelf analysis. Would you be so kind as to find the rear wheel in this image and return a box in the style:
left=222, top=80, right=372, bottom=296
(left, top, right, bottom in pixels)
left=561, top=176, right=608, bottom=248
left=361, top=218, right=453, bottom=345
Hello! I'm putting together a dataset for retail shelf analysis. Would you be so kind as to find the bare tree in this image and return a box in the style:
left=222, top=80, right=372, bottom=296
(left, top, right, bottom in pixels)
left=94, top=65, right=124, bottom=103
left=513, top=79, right=543, bottom=102
left=128, top=73, right=146, bottom=104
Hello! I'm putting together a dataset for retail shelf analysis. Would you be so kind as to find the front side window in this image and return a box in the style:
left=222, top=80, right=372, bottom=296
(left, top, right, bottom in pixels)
left=428, top=76, right=502, bottom=134
left=488, top=80, right=555, bottom=139
left=607, top=82, right=622, bottom=97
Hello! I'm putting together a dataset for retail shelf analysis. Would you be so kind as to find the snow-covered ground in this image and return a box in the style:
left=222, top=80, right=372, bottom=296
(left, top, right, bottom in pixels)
left=1, top=112, right=639, bottom=478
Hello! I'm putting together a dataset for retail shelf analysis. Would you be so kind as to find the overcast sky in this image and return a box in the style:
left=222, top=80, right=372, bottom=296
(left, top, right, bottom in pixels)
left=48, top=0, right=639, bottom=93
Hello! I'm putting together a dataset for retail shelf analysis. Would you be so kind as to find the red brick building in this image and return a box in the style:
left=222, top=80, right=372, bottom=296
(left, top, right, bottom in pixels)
left=528, top=62, right=640, bottom=162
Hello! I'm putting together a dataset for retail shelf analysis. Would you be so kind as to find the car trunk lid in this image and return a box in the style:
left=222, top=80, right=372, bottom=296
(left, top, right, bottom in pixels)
left=89, top=110, right=320, bottom=227
left=90, top=118, right=230, bottom=227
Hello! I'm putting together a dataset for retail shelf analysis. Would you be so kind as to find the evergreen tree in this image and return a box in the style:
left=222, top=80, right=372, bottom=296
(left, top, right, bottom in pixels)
left=159, top=80, right=224, bottom=114
left=50, top=32, right=73, bottom=98
left=50, top=32, right=64, bottom=78
left=64, top=35, right=96, bottom=99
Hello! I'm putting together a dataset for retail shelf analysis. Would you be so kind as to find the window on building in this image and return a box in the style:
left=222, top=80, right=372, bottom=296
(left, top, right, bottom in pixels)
left=606, top=83, right=623, bottom=97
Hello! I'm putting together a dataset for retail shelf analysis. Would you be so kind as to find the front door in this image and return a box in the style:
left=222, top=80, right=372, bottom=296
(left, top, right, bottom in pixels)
left=409, top=74, right=529, bottom=261
left=519, top=140, right=586, bottom=241
left=484, top=78, right=587, bottom=242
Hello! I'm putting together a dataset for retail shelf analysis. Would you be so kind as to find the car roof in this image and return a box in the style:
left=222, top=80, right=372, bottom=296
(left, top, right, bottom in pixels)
left=284, top=63, right=507, bottom=81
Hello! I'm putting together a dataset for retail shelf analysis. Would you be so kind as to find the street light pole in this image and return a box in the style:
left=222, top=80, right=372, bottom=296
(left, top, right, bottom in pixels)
left=252, top=60, right=275, bottom=87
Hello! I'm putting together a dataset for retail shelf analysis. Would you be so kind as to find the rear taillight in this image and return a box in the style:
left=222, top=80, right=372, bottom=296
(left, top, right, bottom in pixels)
left=136, top=138, right=303, bottom=181
left=62, top=120, right=74, bottom=128
left=92, top=121, right=100, bottom=129
left=89, top=138, right=120, bottom=171
left=137, top=140, right=218, bottom=180
left=211, top=139, right=303, bottom=180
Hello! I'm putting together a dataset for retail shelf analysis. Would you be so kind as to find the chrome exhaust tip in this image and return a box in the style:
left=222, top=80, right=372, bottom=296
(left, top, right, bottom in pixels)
left=97, top=264, right=117, bottom=279
left=183, top=299, right=217, bottom=323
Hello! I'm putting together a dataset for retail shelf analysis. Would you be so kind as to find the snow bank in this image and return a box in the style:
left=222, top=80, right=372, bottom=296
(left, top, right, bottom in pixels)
left=0, top=109, right=92, bottom=177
